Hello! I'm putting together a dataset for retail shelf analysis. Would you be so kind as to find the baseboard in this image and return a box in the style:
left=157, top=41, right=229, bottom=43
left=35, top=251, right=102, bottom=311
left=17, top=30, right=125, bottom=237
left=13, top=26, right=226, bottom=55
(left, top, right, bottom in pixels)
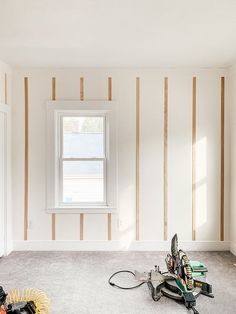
left=5, top=244, right=13, bottom=256
left=13, top=240, right=230, bottom=252
left=230, top=242, right=236, bottom=256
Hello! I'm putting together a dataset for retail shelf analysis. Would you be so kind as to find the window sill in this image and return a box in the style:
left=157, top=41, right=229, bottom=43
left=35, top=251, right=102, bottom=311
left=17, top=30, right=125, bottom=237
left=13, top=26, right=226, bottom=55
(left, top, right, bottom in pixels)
left=46, top=206, right=116, bottom=214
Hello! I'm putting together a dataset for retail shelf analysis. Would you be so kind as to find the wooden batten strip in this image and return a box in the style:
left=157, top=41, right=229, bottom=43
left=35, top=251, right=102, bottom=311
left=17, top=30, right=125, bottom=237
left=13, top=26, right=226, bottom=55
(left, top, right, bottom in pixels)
left=52, top=77, right=56, bottom=240
left=108, top=77, right=112, bottom=240
left=4, top=73, right=7, bottom=104
left=80, top=213, right=84, bottom=240
left=80, top=77, right=84, bottom=240
left=164, top=78, right=168, bottom=241
left=136, top=77, right=140, bottom=241
left=80, top=214, right=84, bottom=240
left=108, top=77, right=112, bottom=101
left=220, top=77, right=225, bottom=241
left=108, top=213, right=112, bottom=241
left=52, top=77, right=56, bottom=101
left=52, top=214, right=56, bottom=240
left=24, top=77, right=29, bottom=240
left=192, top=77, right=197, bottom=241
left=80, top=77, right=84, bottom=101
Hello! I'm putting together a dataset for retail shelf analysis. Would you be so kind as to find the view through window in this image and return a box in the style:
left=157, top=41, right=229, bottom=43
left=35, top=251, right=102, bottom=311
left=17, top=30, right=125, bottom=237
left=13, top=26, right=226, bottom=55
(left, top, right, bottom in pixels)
left=61, top=116, right=105, bottom=204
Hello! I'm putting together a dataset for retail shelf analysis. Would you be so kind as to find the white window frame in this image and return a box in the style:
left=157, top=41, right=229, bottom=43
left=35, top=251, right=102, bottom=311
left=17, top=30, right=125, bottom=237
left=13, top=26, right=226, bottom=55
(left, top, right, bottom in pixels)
left=58, top=112, right=107, bottom=207
left=46, top=100, right=117, bottom=214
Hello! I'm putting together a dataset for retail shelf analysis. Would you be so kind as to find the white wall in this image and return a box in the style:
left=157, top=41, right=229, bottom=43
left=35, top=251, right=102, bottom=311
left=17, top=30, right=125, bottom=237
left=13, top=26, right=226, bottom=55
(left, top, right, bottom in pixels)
left=0, top=60, right=12, bottom=254
left=12, top=68, right=229, bottom=250
left=229, top=65, right=236, bottom=255
left=0, top=60, right=12, bottom=106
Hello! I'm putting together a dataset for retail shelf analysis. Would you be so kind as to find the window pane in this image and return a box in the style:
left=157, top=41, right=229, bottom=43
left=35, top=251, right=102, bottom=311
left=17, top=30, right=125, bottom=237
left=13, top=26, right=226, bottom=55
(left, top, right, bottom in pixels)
left=63, top=161, right=104, bottom=203
left=63, top=116, right=104, bottom=158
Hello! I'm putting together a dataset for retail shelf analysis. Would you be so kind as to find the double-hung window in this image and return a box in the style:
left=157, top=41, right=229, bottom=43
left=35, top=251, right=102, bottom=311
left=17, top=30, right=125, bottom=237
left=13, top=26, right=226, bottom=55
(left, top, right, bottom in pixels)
left=61, top=114, right=106, bottom=205
left=46, top=101, right=117, bottom=213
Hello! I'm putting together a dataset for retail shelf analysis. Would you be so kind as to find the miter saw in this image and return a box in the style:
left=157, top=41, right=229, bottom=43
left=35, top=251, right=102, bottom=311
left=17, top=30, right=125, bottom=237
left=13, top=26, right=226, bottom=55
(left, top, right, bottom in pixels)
left=109, top=234, right=214, bottom=314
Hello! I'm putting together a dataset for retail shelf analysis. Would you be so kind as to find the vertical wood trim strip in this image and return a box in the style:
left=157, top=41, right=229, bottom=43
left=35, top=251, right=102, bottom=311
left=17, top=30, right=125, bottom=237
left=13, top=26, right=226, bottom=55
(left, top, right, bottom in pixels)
left=80, top=77, right=84, bottom=101
left=192, top=77, right=197, bottom=241
left=164, top=78, right=168, bottom=241
left=108, top=77, right=112, bottom=240
left=80, top=213, right=84, bottom=240
left=80, top=77, right=84, bottom=240
left=220, top=77, right=225, bottom=241
left=52, top=214, right=56, bottom=241
left=136, top=77, right=140, bottom=241
left=108, top=213, right=112, bottom=241
left=52, top=77, right=56, bottom=240
left=108, top=77, right=112, bottom=101
left=52, top=77, right=56, bottom=101
left=4, top=73, right=7, bottom=104
left=24, top=77, right=29, bottom=240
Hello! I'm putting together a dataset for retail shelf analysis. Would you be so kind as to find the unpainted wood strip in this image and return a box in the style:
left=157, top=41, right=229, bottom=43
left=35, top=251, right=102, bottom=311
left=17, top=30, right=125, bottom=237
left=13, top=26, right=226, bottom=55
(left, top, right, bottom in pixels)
left=24, top=77, right=29, bottom=241
left=136, top=77, right=140, bottom=241
left=52, top=214, right=56, bottom=240
left=107, top=77, right=112, bottom=239
left=80, top=214, right=84, bottom=240
left=80, top=77, right=84, bottom=240
left=4, top=73, right=7, bottom=104
left=52, top=77, right=56, bottom=101
left=192, top=77, right=197, bottom=241
left=108, top=213, right=112, bottom=240
left=164, top=78, right=168, bottom=241
left=220, top=77, right=225, bottom=241
left=108, top=77, right=112, bottom=101
left=80, top=77, right=84, bottom=101
left=52, top=77, right=56, bottom=240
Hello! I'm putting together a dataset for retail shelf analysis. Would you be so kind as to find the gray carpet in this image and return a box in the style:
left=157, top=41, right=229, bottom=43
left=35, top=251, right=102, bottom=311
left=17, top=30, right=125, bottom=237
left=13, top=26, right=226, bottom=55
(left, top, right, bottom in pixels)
left=0, top=251, right=236, bottom=314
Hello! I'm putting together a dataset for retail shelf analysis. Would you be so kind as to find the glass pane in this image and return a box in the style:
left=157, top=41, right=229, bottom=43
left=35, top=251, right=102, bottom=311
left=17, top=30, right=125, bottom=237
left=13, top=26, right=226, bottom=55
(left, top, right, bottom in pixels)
left=63, top=161, right=104, bottom=203
left=63, top=116, right=104, bottom=158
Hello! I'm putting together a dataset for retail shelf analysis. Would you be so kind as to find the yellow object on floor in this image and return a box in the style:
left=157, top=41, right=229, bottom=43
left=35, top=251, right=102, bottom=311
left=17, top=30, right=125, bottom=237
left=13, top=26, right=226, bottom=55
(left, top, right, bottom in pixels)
left=7, top=288, right=50, bottom=314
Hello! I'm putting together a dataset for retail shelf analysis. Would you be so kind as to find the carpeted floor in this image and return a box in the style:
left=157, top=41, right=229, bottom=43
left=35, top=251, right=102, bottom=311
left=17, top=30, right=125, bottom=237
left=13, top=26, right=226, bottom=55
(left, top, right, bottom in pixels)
left=0, top=251, right=236, bottom=314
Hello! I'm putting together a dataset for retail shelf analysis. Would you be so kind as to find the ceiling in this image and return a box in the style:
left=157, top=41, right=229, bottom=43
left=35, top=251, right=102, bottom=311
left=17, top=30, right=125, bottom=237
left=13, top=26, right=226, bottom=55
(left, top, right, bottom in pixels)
left=0, top=0, right=236, bottom=67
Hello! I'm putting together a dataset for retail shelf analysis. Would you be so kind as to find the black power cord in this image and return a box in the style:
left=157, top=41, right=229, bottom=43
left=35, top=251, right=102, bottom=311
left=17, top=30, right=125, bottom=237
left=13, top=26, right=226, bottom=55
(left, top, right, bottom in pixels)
left=108, top=270, right=145, bottom=290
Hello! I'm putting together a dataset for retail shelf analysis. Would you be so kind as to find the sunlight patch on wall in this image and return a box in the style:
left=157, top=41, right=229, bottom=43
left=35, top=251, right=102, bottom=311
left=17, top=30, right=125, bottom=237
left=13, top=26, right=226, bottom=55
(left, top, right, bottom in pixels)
left=119, top=184, right=135, bottom=249
left=196, top=137, right=207, bottom=183
left=196, top=137, right=207, bottom=228
left=196, top=183, right=207, bottom=228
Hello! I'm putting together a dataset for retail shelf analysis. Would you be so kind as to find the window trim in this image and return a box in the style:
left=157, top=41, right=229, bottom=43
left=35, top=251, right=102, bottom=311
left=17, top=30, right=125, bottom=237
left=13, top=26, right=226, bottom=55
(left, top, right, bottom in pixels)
left=46, top=100, right=117, bottom=214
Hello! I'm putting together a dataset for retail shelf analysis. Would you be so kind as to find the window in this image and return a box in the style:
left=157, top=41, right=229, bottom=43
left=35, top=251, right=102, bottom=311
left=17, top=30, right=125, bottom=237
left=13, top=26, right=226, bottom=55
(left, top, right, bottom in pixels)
left=46, top=101, right=117, bottom=213
left=61, top=115, right=106, bottom=205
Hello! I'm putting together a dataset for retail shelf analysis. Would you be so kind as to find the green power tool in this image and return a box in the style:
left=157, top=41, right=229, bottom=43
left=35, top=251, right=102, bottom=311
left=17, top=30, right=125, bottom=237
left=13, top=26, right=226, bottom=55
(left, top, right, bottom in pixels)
left=162, top=234, right=214, bottom=313
left=109, top=234, right=214, bottom=314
